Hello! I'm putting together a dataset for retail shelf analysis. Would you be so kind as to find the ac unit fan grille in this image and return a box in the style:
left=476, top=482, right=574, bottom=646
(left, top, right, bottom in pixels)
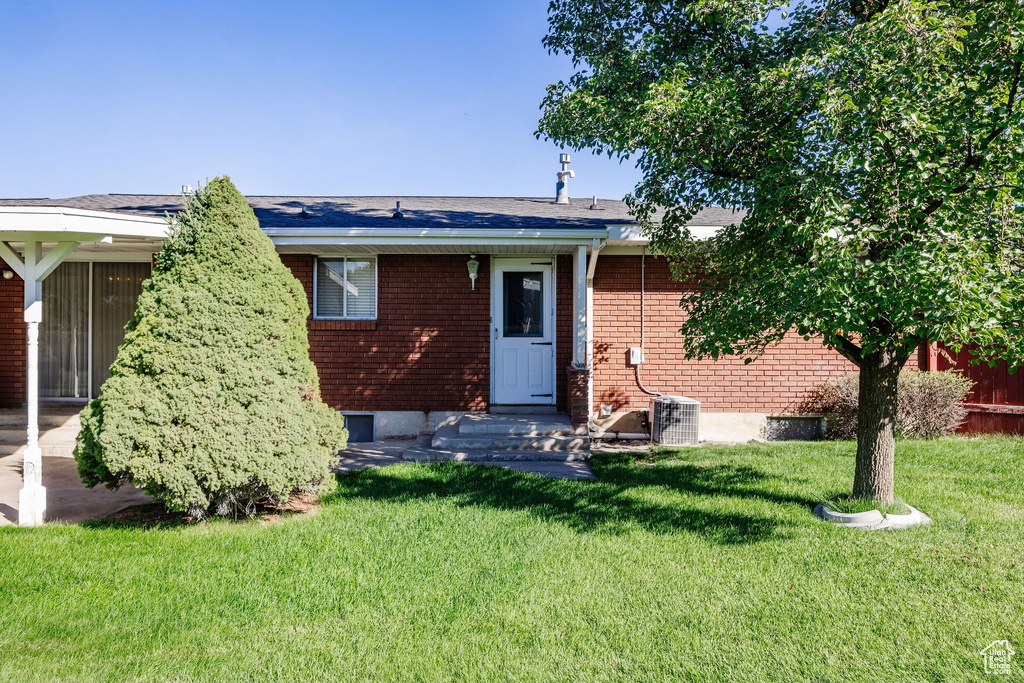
left=650, top=396, right=700, bottom=446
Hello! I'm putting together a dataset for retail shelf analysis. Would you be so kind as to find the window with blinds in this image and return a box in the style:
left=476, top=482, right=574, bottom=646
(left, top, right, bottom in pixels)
left=315, top=257, right=377, bottom=319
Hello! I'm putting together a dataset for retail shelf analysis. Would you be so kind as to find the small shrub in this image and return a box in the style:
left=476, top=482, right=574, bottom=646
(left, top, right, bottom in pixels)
left=75, top=177, right=347, bottom=517
left=813, top=370, right=973, bottom=440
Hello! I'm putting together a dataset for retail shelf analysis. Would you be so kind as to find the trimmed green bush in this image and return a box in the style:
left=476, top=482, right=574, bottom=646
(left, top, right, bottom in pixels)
left=813, top=370, right=973, bottom=440
left=75, top=177, right=347, bottom=516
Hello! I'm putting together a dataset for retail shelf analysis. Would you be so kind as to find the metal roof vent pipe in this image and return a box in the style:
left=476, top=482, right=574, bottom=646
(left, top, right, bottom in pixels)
left=392, top=201, right=404, bottom=219
left=555, top=153, right=574, bottom=204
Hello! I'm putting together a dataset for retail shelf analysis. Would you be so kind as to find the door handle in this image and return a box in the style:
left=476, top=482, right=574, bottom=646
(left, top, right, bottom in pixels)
left=531, top=342, right=552, bottom=345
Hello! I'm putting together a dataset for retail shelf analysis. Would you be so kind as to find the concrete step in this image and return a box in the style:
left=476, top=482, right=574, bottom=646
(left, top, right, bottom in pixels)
left=403, top=443, right=590, bottom=463
left=488, top=404, right=558, bottom=415
left=432, top=424, right=589, bottom=452
left=0, top=424, right=82, bottom=443
left=0, top=428, right=24, bottom=442
left=458, top=413, right=586, bottom=437
left=0, top=443, right=76, bottom=458
left=0, top=409, right=82, bottom=428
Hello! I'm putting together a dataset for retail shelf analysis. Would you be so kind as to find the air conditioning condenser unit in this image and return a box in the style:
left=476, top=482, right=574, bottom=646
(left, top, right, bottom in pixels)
left=650, top=396, right=700, bottom=446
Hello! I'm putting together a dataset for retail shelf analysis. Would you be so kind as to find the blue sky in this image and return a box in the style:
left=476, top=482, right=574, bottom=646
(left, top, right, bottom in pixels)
left=0, top=0, right=643, bottom=200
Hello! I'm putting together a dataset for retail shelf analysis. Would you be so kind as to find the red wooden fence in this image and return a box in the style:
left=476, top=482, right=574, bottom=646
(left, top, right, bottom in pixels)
left=932, top=343, right=1024, bottom=435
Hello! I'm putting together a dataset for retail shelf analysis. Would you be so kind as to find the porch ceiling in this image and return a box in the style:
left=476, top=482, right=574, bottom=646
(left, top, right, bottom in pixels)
left=2, top=236, right=165, bottom=259
left=0, top=207, right=169, bottom=264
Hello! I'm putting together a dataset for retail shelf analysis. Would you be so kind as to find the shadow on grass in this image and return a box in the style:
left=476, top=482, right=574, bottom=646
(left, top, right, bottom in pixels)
left=593, top=453, right=819, bottom=509
left=78, top=503, right=197, bottom=530
left=332, top=453, right=816, bottom=545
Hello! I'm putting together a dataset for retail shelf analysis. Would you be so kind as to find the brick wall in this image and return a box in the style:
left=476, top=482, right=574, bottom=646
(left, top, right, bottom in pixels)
left=0, top=260, right=25, bottom=408
left=592, top=255, right=855, bottom=414
left=283, top=253, right=494, bottom=413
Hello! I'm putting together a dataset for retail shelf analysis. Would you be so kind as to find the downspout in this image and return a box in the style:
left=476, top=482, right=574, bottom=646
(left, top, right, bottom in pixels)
left=586, top=238, right=604, bottom=435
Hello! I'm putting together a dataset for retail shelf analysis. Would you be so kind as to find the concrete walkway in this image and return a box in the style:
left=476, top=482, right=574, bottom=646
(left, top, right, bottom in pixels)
left=336, top=439, right=596, bottom=480
left=0, top=453, right=152, bottom=527
left=0, top=437, right=597, bottom=527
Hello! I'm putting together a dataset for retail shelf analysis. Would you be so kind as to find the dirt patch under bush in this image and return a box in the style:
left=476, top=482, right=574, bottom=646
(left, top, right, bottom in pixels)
left=96, top=491, right=321, bottom=528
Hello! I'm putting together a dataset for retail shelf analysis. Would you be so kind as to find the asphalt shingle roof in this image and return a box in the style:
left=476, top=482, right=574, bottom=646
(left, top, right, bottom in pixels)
left=0, top=194, right=745, bottom=229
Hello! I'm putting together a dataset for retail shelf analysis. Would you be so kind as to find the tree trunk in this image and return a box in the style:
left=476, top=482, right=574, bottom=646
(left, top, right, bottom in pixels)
left=852, top=348, right=905, bottom=503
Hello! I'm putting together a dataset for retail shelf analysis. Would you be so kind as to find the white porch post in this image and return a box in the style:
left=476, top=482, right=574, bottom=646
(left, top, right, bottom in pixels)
left=572, top=246, right=587, bottom=365
left=0, top=208, right=165, bottom=528
left=19, top=241, right=45, bottom=526
left=0, top=239, right=83, bottom=526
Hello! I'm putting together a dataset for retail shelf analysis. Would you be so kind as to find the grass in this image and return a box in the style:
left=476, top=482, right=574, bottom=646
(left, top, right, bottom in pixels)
left=0, top=437, right=1021, bottom=682
left=825, top=494, right=913, bottom=516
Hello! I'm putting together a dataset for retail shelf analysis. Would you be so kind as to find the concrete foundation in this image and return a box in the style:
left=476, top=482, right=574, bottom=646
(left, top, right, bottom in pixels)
left=371, top=411, right=470, bottom=439
left=765, top=414, right=826, bottom=441
left=698, top=412, right=766, bottom=443
left=592, top=410, right=768, bottom=444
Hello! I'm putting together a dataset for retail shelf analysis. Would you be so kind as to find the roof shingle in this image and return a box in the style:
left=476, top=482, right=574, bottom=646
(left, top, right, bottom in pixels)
left=0, top=194, right=745, bottom=229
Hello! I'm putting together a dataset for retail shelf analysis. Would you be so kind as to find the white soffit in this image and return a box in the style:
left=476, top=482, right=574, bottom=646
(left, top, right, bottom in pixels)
left=275, top=243, right=582, bottom=255
left=271, top=228, right=609, bottom=255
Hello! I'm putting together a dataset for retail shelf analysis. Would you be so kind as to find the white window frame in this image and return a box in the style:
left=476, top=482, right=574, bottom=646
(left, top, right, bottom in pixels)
left=313, top=256, right=378, bottom=320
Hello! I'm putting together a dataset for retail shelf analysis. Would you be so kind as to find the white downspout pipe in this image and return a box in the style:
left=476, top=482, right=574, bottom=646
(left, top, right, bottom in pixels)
left=586, top=238, right=603, bottom=433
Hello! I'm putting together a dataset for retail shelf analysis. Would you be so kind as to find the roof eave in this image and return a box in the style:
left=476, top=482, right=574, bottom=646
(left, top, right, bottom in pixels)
left=265, top=226, right=611, bottom=246
left=0, top=206, right=169, bottom=240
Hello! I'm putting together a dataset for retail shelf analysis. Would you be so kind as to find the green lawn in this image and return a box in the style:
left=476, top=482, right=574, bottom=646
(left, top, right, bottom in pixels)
left=1, top=438, right=1021, bottom=682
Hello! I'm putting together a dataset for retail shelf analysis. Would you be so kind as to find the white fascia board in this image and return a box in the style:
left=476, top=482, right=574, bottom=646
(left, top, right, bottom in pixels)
left=266, top=226, right=609, bottom=246
left=605, top=223, right=646, bottom=241
left=0, top=207, right=169, bottom=239
left=605, top=222, right=723, bottom=245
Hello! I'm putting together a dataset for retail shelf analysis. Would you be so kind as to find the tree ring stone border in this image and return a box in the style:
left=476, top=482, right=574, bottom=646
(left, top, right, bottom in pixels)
left=814, top=502, right=932, bottom=530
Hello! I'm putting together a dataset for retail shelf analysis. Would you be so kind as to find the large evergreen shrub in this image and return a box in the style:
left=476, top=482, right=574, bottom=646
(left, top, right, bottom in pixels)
left=75, top=177, right=347, bottom=516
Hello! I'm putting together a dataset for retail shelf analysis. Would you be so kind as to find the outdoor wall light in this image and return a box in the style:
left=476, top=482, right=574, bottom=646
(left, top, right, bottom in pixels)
left=467, top=255, right=480, bottom=290
left=2, top=269, right=13, bottom=280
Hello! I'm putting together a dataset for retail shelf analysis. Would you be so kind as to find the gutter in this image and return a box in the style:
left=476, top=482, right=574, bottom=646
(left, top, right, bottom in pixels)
left=265, top=226, right=609, bottom=241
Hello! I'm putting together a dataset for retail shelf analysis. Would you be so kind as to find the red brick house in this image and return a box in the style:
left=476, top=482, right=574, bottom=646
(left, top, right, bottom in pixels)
left=4, top=184, right=1016, bottom=527
left=0, top=190, right=870, bottom=446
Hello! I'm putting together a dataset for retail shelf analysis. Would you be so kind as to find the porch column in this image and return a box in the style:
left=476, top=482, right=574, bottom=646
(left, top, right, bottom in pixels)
left=572, top=246, right=587, bottom=364
left=0, top=238, right=81, bottom=526
left=19, top=241, right=45, bottom=526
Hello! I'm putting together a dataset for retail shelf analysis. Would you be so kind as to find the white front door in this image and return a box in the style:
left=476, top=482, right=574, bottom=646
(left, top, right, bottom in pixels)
left=492, top=258, right=555, bottom=405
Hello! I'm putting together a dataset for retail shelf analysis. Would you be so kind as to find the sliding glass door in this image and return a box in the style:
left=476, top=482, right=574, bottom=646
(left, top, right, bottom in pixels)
left=40, top=261, right=151, bottom=399
left=40, top=263, right=89, bottom=398
left=91, top=263, right=150, bottom=393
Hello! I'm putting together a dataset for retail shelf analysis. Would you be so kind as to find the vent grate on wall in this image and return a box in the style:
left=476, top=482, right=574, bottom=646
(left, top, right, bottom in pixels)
left=650, top=396, right=700, bottom=446
left=343, top=414, right=375, bottom=442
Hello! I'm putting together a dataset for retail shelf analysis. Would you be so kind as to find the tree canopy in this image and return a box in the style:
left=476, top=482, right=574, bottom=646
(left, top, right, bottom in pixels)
left=540, top=0, right=1024, bottom=365
left=539, top=0, right=1024, bottom=502
left=75, top=177, right=347, bottom=516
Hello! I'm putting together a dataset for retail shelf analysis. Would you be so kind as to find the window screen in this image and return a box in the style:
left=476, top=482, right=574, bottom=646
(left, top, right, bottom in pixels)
left=316, top=257, right=377, bottom=319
